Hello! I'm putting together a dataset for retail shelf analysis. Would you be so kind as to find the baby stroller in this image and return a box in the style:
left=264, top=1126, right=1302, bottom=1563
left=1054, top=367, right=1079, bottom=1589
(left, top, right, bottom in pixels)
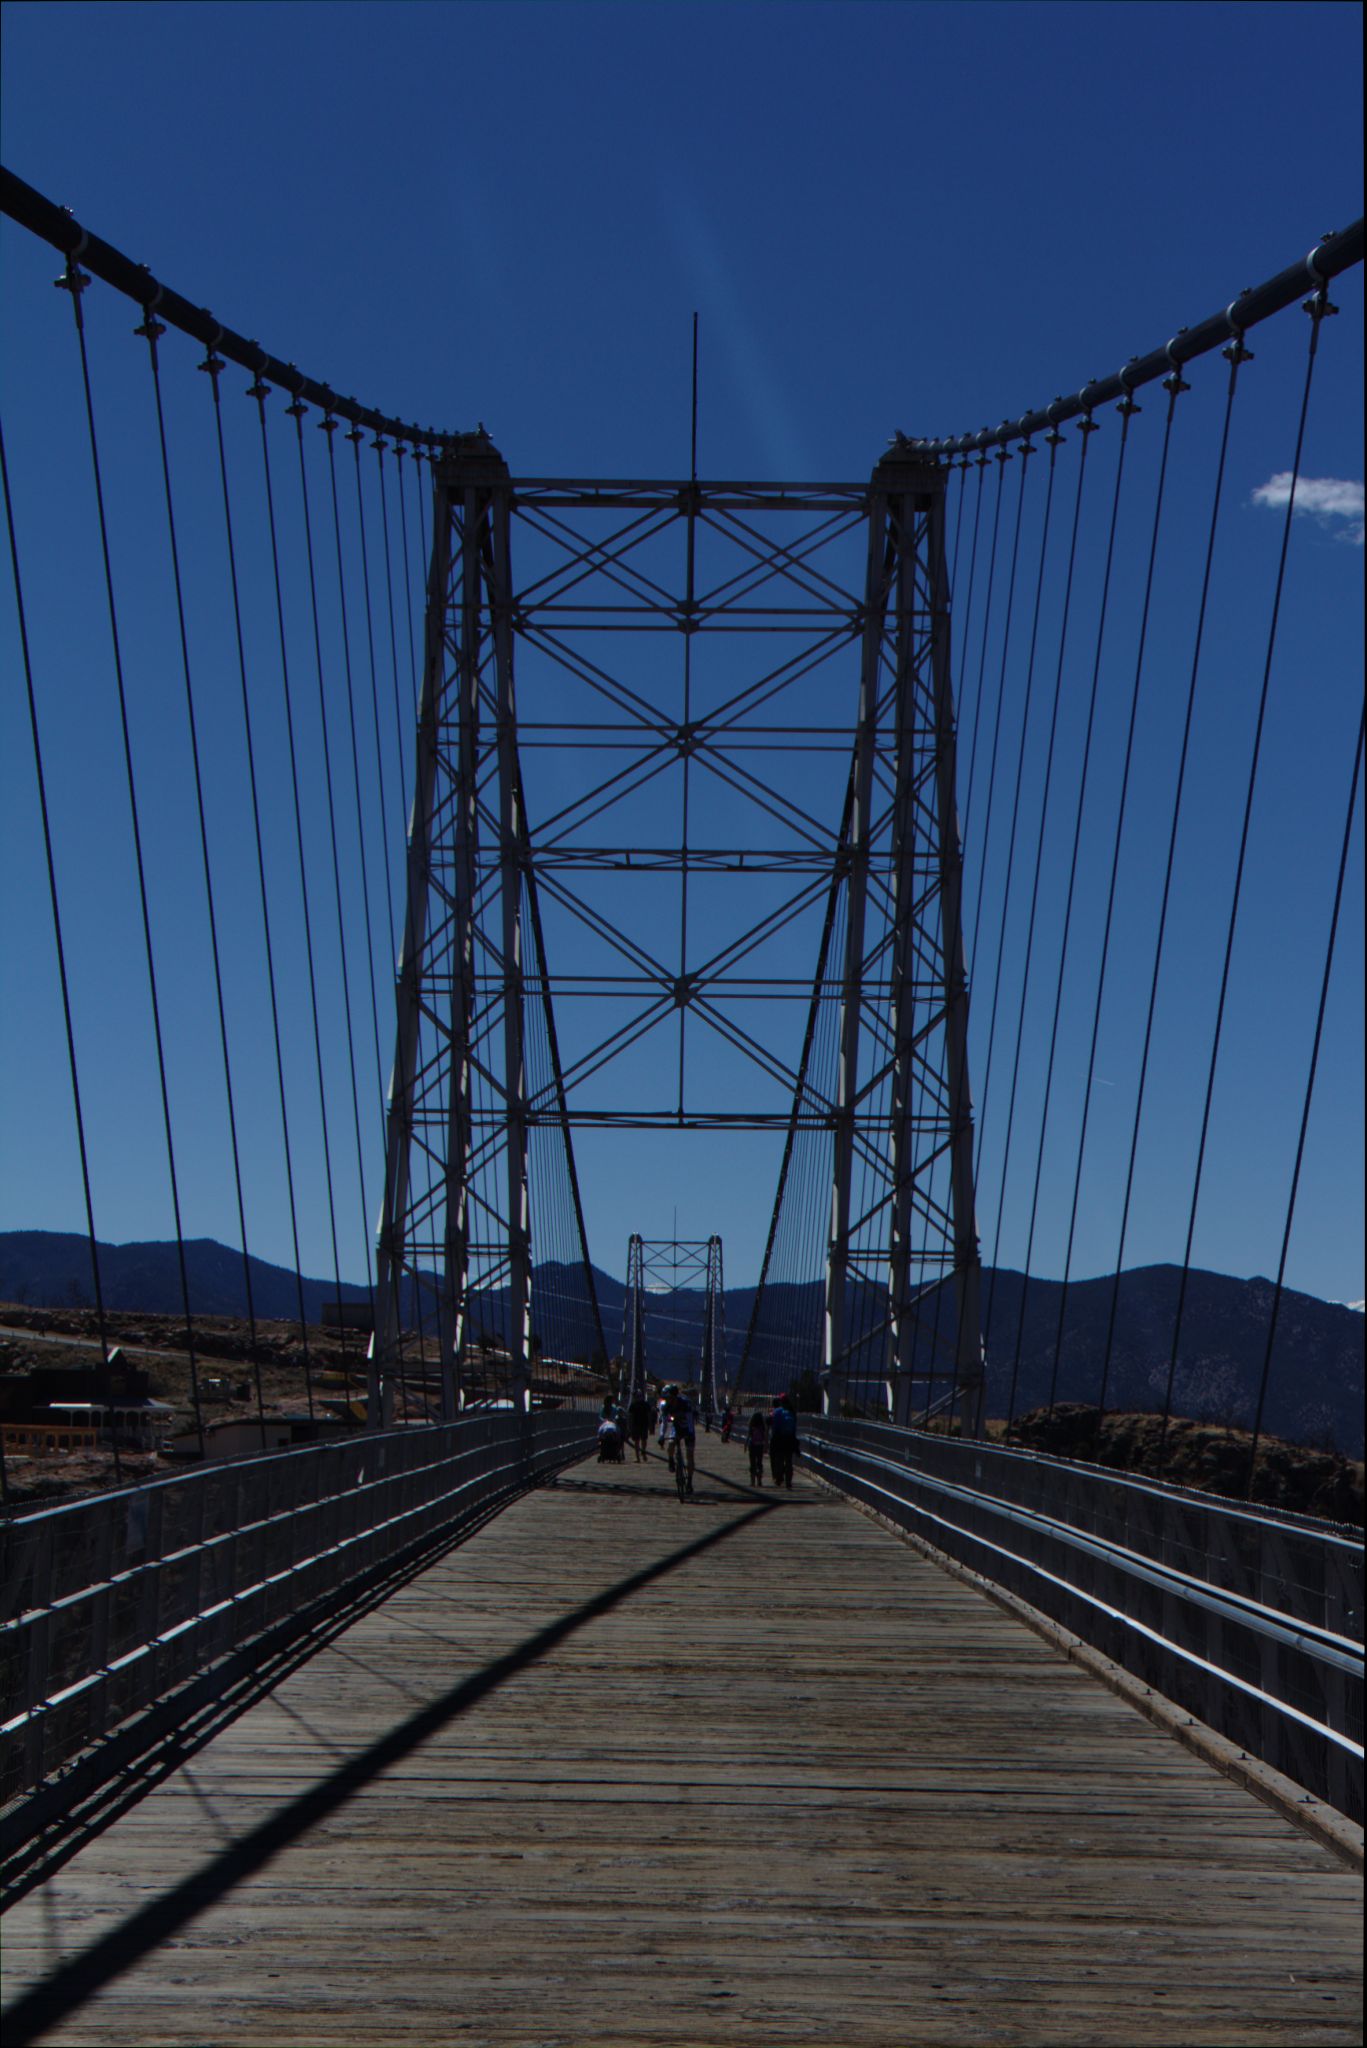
left=597, top=1420, right=625, bottom=1463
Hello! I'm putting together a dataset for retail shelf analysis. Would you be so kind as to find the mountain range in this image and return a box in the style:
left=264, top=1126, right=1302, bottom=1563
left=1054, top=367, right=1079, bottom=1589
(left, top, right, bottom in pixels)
left=1, top=1230, right=1360, bottom=1458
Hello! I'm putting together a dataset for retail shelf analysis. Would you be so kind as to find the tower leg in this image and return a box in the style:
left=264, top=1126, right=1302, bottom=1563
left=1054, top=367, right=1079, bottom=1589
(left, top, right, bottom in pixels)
left=373, top=437, right=515, bottom=1428
left=827, top=454, right=985, bottom=1433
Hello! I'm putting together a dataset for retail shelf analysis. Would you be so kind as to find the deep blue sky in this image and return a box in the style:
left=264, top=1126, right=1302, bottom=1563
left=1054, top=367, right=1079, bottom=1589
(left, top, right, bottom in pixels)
left=2, top=0, right=1363, bottom=1305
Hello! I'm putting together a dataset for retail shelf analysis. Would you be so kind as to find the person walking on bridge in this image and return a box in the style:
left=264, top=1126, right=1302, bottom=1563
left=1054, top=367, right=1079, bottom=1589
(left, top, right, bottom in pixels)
left=769, top=1393, right=798, bottom=1489
left=627, top=1392, right=652, bottom=1461
left=746, top=1406, right=768, bottom=1486
left=662, top=1385, right=696, bottom=1493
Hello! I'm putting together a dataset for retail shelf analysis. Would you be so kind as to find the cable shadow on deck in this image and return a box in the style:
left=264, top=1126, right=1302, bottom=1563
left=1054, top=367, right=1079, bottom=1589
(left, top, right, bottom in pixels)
left=551, top=1451, right=824, bottom=1507
left=2, top=1501, right=776, bottom=2048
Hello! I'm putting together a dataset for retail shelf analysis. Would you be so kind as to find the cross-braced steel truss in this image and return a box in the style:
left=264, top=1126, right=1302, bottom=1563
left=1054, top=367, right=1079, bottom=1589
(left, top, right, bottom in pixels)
left=374, top=440, right=982, bottom=1427
left=622, top=1235, right=726, bottom=1419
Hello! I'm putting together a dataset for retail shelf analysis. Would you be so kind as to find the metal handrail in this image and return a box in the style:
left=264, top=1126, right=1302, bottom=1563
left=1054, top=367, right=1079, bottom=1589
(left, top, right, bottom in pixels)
left=805, top=1417, right=1364, bottom=1819
left=1, top=1410, right=595, bottom=1858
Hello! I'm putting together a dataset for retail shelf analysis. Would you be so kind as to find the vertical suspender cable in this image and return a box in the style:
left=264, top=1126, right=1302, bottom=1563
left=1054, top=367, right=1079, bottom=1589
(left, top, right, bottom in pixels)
left=321, top=419, right=390, bottom=1131
left=395, top=444, right=423, bottom=730
left=384, top=443, right=431, bottom=1379
left=1245, top=711, right=1363, bottom=1497
left=959, top=455, right=1008, bottom=844
left=373, top=439, right=414, bottom=870
left=923, top=457, right=1006, bottom=1423
left=139, top=317, right=267, bottom=1444
left=1008, top=404, right=1131, bottom=1424
left=1156, top=290, right=1332, bottom=1478
left=57, top=261, right=205, bottom=1452
left=335, top=427, right=413, bottom=1417
left=411, top=446, right=432, bottom=714
left=517, top=771, right=609, bottom=1372
left=1046, top=376, right=1182, bottom=1420
left=972, top=436, right=1059, bottom=1190
left=294, top=407, right=379, bottom=1342
left=254, top=387, right=345, bottom=1400
left=946, top=456, right=968, bottom=600
left=208, top=363, right=316, bottom=1418
left=987, top=421, right=1091, bottom=1401
left=347, top=429, right=402, bottom=980
left=1095, top=346, right=1247, bottom=1424
left=1, top=413, right=118, bottom=1494
left=741, top=778, right=854, bottom=1386
left=965, top=447, right=1031, bottom=977
left=952, top=459, right=987, bottom=769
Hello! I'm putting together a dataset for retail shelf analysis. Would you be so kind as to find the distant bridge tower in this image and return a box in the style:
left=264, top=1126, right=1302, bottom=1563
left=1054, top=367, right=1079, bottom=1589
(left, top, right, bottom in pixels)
left=623, top=1233, right=648, bottom=1406
left=700, top=1235, right=725, bottom=1424
left=824, top=448, right=985, bottom=1434
left=620, top=1236, right=726, bottom=1418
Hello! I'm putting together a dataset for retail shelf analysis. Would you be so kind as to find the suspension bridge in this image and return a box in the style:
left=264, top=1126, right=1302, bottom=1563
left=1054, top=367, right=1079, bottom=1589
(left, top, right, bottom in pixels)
left=0, top=165, right=1363, bottom=2043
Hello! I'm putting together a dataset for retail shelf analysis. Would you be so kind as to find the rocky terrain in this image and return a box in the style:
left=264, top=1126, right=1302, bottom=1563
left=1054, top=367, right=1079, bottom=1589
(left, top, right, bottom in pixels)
left=1001, top=1403, right=1363, bottom=1526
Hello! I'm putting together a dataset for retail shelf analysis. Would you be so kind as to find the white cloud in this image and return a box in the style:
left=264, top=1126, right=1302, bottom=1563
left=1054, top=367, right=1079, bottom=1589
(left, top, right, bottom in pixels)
left=1251, top=472, right=1365, bottom=545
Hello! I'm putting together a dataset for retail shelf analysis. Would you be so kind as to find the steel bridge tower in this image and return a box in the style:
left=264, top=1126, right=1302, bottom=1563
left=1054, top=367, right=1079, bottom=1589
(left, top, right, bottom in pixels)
left=373, top=437, right=982, bottom=1434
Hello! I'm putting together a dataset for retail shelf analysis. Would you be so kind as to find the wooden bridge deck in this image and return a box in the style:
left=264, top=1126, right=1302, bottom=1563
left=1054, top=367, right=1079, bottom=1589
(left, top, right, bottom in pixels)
left=2, top=1441, right=1361, bottom=2046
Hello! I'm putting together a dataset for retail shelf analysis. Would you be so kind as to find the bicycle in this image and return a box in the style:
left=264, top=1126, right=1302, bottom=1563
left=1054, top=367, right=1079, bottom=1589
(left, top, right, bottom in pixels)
left=672, top=1429, right=694, bottom=1501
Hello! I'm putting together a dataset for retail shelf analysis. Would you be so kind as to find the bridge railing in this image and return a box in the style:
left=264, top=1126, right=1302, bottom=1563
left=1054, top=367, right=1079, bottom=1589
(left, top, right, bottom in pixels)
left=803, top=1418, right=1363, bottom=1821
left=0, top=1410, right=595, bottom=1858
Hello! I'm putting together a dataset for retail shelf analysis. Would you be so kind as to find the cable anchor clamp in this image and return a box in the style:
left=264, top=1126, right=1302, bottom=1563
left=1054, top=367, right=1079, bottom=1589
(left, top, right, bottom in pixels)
left=132, top=275, right=165, bottom=343
left=196, top=323, right=226, bottom=378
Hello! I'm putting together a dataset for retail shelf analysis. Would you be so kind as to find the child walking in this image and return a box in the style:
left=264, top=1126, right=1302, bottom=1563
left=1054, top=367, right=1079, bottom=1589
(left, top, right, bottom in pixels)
left=746, top=1407, right=768, bottom=1486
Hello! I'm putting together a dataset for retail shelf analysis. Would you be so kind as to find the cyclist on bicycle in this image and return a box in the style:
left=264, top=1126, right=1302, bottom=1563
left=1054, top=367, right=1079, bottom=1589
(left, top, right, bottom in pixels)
left=662, top=1385, right=696, bottom=1493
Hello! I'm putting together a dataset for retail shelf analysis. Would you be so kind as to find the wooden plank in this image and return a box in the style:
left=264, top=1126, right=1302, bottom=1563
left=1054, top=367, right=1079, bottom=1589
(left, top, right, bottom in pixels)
left=1, top=1443, right=1361, bottom=2045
